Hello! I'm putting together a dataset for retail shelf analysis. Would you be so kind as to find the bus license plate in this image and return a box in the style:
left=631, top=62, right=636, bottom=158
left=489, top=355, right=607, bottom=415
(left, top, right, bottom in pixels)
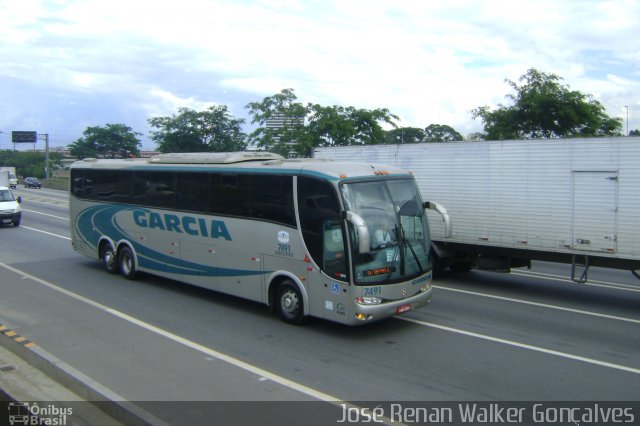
left=396, top=304, right=411, bottom=314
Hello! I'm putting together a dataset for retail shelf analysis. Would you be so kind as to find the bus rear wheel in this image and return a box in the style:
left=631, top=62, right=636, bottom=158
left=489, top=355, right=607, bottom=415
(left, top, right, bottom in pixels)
left=118, top=246, right=137, bottom=280
left=276, top=280, right=305, bottom=325
left=100, top=244, right=118, bottom=274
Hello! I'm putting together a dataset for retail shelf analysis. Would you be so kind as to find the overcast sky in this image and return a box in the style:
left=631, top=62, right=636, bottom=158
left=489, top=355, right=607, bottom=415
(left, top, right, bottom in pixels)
left=1, top=0, right=638, bottom=151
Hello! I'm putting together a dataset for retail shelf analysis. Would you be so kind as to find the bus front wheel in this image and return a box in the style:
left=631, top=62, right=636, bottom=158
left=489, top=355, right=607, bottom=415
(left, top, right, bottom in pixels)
left=118, top=246, right=137, bottom=280
left=276, top=280, right=305, bottom=325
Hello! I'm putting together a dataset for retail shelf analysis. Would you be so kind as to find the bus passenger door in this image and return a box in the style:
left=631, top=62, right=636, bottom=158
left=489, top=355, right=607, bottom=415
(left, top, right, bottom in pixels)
left=310, top=221, right=351, bottom=321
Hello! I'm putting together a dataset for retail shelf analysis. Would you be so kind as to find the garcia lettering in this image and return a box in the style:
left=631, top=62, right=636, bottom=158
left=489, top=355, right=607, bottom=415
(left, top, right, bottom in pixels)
left=133, top=210, right=232, bottom=240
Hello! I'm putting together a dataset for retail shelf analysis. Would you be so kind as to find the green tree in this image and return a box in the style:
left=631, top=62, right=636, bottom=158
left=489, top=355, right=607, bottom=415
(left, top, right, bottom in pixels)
left=68, top=124, right=141, bottom=159
left=0, top=150, right=63, bottom=178
left=466, top=132, right=484, bottom=141
left=308, top=104, right=399, bottom=148
left=471, top=68, right=623, bottom=139
left=424, top=124, right=464, bottom=142
left=246, top=89, right=400, bottom=157
left=384, top=127, right=425, bottom=144
left=307, top=104, right=355, bottom=148
left=630, top=129, right=640, bottom=136
left=345, top=107, right=398, bottom=146
left=245, top=88, right=310, bottom=157
left=149, top=105, right=246, bottom=153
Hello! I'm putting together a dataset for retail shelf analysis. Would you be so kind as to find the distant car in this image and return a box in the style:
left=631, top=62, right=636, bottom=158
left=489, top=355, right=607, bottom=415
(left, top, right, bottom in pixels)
left=24, top=177, right=42, bottom=189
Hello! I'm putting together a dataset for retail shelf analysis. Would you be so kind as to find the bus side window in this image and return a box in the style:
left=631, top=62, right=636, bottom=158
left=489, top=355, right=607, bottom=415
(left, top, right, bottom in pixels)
left=71, top=170, right=85, bottom=197
left=146, top=172, right=175, bottom=208
left=175, top=172, right=210, bottom=213
left=117, top=171, right=133, bottom=203
left=250, top=175, right=295, bottom=226
left=213, top=174, right=250, bottom=217
left=131, top=172, right=147, bottom=205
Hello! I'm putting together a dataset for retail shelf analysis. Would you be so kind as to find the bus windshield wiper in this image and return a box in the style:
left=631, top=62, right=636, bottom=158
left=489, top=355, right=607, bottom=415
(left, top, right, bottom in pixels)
left=398, top=223, right=424, bottom=274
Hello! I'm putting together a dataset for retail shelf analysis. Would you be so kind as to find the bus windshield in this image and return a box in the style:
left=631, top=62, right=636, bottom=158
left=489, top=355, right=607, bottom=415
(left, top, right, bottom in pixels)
left=340, top=178, right=431, bottom=286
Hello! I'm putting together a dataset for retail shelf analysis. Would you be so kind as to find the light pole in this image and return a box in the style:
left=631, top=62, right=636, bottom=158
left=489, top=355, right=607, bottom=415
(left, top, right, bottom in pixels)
left=625, top=105, right=629, bottom=136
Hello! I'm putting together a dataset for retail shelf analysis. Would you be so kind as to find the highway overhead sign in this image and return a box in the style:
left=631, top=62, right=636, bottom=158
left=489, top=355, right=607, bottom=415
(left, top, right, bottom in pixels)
left=12, top=131, right=37, bottom=143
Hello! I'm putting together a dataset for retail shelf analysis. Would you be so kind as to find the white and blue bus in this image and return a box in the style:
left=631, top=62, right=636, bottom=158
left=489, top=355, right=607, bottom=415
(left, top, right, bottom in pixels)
left=69, top=152, right=449, bottom=325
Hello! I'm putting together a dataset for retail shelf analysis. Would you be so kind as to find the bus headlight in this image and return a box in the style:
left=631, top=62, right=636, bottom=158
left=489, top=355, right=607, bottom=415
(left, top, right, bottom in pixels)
left=355, top=296, right=382, bottom=305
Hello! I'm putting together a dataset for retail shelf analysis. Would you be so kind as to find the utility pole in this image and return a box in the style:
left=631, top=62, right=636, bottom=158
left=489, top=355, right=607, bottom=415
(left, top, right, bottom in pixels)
left=37, top=133, right=50, bottom=179
left=625, top=105, right=629, bottom=136
left=45, top=133, right=49, bottom=179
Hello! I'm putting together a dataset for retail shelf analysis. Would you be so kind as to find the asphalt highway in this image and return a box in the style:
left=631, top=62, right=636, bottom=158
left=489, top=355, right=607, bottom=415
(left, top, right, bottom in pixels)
left=1, top=187, right=639, bottom=424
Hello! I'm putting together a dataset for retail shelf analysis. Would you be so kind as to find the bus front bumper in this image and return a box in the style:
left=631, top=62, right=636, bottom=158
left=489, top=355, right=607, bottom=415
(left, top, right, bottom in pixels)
left=351, top=285, right=433, bottom=324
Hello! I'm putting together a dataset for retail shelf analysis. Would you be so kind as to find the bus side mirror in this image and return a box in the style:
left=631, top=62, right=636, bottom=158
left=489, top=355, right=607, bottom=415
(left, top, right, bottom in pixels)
left=17, top=196, right=22, bottom=204
left=423, top=201, right=452, bottom=238
left=344, top=211, right=370, bottom=254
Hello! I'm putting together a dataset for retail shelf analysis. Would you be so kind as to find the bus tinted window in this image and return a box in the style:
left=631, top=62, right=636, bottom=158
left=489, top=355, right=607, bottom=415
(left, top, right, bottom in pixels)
left=71, top=169, right=85, bottom=197
left=146, top=172, right=175, bottom=208
left=250, top=175, right=295, bottom=226
left=131, top=172, right=147, bottom=205
left=77, top=169, right=117, bottom=201
left=117, top=171, right=133, bottom=203
left=176, top=173, right=210, bottom=213
left=213, top=173, right=250, bottom=217
left=72, top=169, right=293, bottom=226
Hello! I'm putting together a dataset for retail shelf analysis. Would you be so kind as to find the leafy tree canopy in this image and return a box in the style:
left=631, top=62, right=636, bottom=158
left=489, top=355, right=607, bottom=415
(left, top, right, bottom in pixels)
left=629, top=129, right=640, bottom=136
left=246, top=88, right=399, bottom=157
left=0, top=150, right=63, bottom=178
left=471, top=68, right=623, bottom=139
left=148, top=105, right=246, bottom=153
left=424, top=124, right=464, bottom=142
left=68, top=123, right=141, bottom=159
left=385, top=127, right=425, bottom=144
left=245, top=89, right=310, bottom=157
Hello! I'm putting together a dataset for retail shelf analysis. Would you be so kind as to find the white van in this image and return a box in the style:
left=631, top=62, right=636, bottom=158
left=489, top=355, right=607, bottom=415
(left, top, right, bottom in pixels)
left=0, top=186, right=22, bottom=226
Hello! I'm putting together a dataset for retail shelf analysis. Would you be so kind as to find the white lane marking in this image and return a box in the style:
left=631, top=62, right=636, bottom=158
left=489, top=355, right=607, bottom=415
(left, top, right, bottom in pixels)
left=512, top=270, right=640, bottom=293
left=397, top=316, right=640, bottom=375
left=21, top=226, right=71, bottom=240
left=22, top=209, right=69, bottom=221
left=19, top=198, right=69, bottom=207
left=0, top=263, right=340, bottom=402
left=433, top=285, right=640, bottom=325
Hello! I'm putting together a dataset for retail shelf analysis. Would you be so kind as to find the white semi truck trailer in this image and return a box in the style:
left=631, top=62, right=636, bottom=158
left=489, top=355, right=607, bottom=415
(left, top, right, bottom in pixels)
left=314, top=137, right=640, bottom=283
left=0, top=166, right=18, bottom=188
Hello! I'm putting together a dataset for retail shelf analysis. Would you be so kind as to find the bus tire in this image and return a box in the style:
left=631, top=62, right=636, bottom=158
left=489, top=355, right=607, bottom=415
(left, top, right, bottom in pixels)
left=118, top=246, right=138, bottom=280
left=100, top=243, right=119, bottom=274
left=276, top=280, right=305, bottom=325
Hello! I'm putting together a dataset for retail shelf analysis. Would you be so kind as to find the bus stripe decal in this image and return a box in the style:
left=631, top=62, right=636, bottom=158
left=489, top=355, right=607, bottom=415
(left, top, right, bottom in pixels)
left=77, top=205, right=270, bottom=278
